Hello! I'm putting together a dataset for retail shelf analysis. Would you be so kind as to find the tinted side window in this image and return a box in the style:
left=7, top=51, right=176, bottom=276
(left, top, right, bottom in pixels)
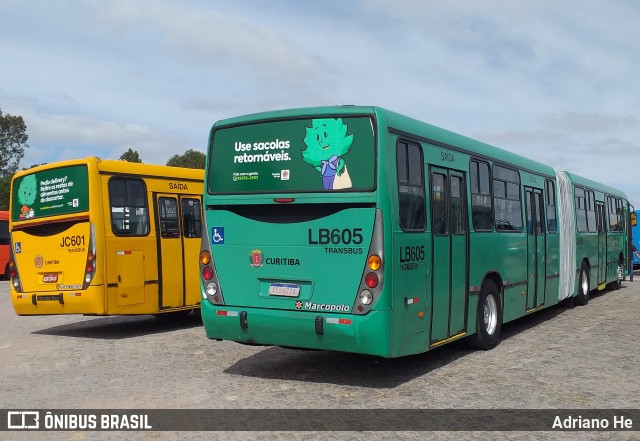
left=109, top=178, right=149, bottom=236
left=493, top=165, right=522, bottom=232
left=397, top=141, right=425, bottom=231
left=575, top=187, right=587, bottom=233
left=182, top=198, right=202, bottom=238
left=586, top=191, right=597, bottom=233
left=158, top=197, right=180, bottom=238
left=0, top=220, right=9, bottom=245
left=470, top=159, right=492, bottom=231
left=545, top=180, right=557, bottom=233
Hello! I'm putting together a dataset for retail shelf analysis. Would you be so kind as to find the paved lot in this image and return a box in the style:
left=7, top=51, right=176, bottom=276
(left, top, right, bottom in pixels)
left=0, top=277, right=639, bottom=441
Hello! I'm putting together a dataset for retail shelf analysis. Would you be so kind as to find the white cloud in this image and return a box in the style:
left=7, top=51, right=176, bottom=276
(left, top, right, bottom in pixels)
left=1, top=0, right=639, bottom=204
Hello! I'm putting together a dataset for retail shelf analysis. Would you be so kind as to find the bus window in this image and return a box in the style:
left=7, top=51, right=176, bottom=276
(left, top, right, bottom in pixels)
left=0, top=217, right=9, bottom=245
left=451, top=176, right=465, bottom=235
left=470, top=159, right=492, bottom=231
left=545, top=180, right=557, bottom=233
left=608, top=196, right=621, bottom=232
left=432, top=173, right=447, bottom=235
left=0, top=213, right=9, bottom=279
left=396, top=141, right=425, bottom=231
left=109, top=178, right=149, bottom=236
left=493, top=165, right=522, bottom=232
left=586, top=191, right=597, bottom=233
left=158, top=197, right=180, bottom=238
left=181, top=198, right=202, bottom=238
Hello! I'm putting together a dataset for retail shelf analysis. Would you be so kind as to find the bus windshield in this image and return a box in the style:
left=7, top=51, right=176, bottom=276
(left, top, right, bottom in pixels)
left=11, top=164, right=89, bottom=222
left=208, top=116, right=376, bottom=194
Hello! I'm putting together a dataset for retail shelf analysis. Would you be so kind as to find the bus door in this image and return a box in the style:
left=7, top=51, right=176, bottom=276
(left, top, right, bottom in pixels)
left=596, top=201, right=607, bottom=284
left=525, top=187, right=546, bottom=310
left=429, top=167, right=468, bottom=343
left=155, top=194, right=203, bottom=309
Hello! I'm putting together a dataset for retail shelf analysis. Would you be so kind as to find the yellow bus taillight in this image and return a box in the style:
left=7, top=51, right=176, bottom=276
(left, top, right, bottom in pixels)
left=82, top=223, right=97, bottom=289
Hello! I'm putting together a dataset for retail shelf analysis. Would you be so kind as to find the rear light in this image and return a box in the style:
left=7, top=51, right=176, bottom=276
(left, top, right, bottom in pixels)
left=82, top=223, right=97, bottom=289
left=368, top=255, right=381, bottom=271
left=206, top=282, right=218, bottom=297
left=353, top=209, right=384, bottom=315
left=365, top=272, right=378, bottom=288
left=200, top=218, right=225, bottom=305
left=199, top=250, right=211, bottom=265
left=8, top=252, right=23, bottom=292
left=359, top=290, right=373, bottom=305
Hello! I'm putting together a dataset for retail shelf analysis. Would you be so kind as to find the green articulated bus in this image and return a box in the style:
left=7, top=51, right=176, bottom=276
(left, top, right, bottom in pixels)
left=199, top=106, right=631, bottom=358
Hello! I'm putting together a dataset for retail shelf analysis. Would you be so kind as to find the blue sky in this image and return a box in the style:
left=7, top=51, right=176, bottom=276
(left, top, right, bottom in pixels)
left=1, top=0, right=639, bottom=205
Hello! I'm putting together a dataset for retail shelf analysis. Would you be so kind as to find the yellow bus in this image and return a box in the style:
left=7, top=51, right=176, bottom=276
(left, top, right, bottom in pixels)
left=8, top=157, right=204, bottom=317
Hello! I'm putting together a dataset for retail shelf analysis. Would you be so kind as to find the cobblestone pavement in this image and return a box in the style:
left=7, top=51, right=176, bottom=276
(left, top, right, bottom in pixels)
left=0, top=277, right=639, bottom=441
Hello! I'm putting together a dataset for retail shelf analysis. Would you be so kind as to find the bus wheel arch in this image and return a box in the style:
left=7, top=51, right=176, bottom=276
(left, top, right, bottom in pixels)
left=575, top=260, right=590, bottom=305
left=466, top=276, right=503, bottom=350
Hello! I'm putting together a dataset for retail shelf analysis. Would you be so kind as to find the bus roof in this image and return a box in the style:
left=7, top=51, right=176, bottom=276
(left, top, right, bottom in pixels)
left=210, top=105, right=556, bottom=179
left=561, top=171, right=628, bottom=200
left=11, top=157, right=204, bottom=181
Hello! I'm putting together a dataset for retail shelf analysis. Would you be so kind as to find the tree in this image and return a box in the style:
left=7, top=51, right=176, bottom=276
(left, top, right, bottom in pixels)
left=0, top=164, right=45, bottom=211
left=0, top=108, right=29, bottom=177
left=120, top=148, right=142, bottom=163
left=166, top=149, right=205, bottom=169
left=0, top=175, right=10, bottom=210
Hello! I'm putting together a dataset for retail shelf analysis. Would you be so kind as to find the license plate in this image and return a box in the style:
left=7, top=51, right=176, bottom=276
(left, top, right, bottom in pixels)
left=42, top=273, right=58, bottom=283
left=268, top=283, right=300, bottom=297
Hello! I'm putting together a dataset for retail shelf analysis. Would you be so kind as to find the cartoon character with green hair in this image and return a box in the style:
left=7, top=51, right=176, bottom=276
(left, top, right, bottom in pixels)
left=17, top=174, right=37, bottom=219
left=302, top=118, right=353, bottom=190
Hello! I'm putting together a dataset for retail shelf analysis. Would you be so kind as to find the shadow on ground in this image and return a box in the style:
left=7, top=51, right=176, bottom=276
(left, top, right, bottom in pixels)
left=32, top=310, right=202, bottom=339
left=223, top=299, right=579, bottom=389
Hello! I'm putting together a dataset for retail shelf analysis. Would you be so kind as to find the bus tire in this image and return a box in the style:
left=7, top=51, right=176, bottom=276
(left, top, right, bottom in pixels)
left=575, top=263, right=590, bottom=306
left=613, top=262, right=623, bottom=290
left=467, top=280, right=502, bottom=350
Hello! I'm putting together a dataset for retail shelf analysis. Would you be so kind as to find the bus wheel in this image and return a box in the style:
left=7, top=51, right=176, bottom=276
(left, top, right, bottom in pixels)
left=611, top=263, right=623, bottom=290
left=575, top=263, right=590, bottom=305
left=467, top=280, right=502, bottom=350
left=3, top=264, right=8, bottom=281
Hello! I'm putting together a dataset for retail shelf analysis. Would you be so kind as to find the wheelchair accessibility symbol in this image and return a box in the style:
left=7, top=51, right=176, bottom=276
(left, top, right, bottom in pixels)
left=211, top=227, right=224, bottom=244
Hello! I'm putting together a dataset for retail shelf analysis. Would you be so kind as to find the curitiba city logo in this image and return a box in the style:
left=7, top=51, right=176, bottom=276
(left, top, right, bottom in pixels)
left=295, top=300, right=350, bottom=312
